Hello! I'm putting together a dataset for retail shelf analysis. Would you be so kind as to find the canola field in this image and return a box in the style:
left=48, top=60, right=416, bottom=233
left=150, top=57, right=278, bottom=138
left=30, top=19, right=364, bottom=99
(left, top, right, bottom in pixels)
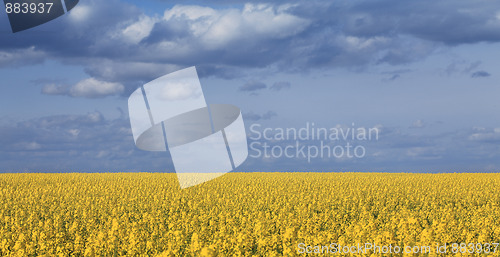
left=0, top=173, right=499, bottom=256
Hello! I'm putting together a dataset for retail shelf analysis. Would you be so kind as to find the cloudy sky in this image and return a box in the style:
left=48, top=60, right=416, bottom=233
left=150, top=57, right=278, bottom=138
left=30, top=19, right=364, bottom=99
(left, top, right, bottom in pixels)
left=1, top=0, right=500, bottom=172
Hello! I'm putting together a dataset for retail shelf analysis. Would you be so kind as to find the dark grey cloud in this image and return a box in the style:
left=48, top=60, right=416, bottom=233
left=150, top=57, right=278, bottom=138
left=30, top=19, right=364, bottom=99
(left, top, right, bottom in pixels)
left=471, top=71, right=491, bottom=78
left=0, top=0, right=141, bottom=55
left=341, top=0, right=500, bottom=45
left=3, top=0, right=500, bottom=92
left=239, top=122, right=500, bottom=172
left=381, top=69, right=411, bottom=81
left=463, top=61, right=482, bottom=74
left=386, top=74, right=400, bottom=81
left=2, top=111, right=500, bottom=172
left=0, top=112, right=174, bottom=172
left=270, top=81, right=291, bottom=91
left=382, top=69, right=412, bottom=75
left=444, top=60, right=483, bottom=76
left=0, top=47, right=46, bottom=68
left=239, top=81, right=267, bottom=92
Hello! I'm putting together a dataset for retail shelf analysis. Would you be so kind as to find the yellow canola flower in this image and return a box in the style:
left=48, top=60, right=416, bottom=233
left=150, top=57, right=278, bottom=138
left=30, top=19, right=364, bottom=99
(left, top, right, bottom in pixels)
left=0, top=173, right=498, bottom=256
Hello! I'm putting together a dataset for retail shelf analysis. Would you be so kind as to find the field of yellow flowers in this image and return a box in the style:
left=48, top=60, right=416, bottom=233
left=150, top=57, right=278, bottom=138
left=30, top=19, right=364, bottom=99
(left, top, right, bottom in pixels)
left=0, top=173, right=499, bottom=256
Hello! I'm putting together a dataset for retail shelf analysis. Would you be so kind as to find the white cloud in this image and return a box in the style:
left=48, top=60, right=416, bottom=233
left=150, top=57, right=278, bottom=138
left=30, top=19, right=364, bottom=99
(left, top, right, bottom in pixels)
left=122, top=15, right=157, bottom=44
left=202, top=10, right=243, bottom=48
left=70, top=78, right=124, bottom=98
left=164, top=5, right=218, bottom=21
left=162, top=4, right=311, bottom=49
left=87, top=112, right=103, bottom=123
left=410, top=120, right=425, bottom=129
left=241, top=3, right=309, bottom=38
left=68, top=129, right=81, bottom=137
left=42, top=78, right=123, bottom=98
left=68, top=4, right=91, bottom=23
left=469, top=128, right=500, bottom=142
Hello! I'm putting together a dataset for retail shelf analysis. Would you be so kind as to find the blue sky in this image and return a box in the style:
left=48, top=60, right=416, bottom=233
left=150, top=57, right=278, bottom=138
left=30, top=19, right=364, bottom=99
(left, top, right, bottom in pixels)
left=1, top=0, right=500, bottom=172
